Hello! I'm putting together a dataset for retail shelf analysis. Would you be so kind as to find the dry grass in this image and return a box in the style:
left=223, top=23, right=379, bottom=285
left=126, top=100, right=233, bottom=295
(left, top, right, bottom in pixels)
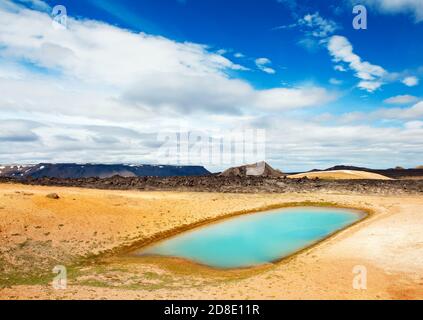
left=288, top=170, right=392, bottom=180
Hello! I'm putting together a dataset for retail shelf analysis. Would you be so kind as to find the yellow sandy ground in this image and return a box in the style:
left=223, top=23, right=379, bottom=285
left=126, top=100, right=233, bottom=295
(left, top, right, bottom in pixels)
left=0, top=183, right=422, bottom=300
left=288, top=170, right=392, bottom=180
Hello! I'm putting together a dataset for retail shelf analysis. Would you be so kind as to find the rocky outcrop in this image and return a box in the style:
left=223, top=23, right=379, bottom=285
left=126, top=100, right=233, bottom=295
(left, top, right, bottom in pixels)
left=219, top=161, right=284, bottom=178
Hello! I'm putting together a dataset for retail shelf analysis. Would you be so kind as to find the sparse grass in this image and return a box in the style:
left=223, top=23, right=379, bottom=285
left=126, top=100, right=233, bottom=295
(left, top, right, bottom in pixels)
left=0, top=271, right=52, bottom=288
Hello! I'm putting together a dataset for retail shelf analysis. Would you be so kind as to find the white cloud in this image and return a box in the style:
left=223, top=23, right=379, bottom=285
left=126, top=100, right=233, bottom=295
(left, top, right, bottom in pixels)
left=0, top=0, right=340, bottom=166
left=0, top=1, right=335, bottom=116
left=261, top=67, right=276, bottom=74
left=0, top=119, right=40, bottom=142
left=357, top=0, right=423, bottom=22
left=299, top=12, right=339, bottom=38
left=376, top=101, right=423, bottom=119
left=216, top=48, right=227, bottom=55
left=328, top=35, right=418, bottom=92
left=255, top=58, right=271, bottom=65
left=334, top=64, right=347, bottom=72
left=274, top=12, right=339, bottom=53
left=254, top=114, right=423, bottom=171
left=404, top=120, right=423, bottom=129
left=402, top=76, right=419, bottom=87
left=337, top=101, right=423, bottom=122
left=358, top=80, right=384, bottom=92
left=384, top=95, right=419, bottom=104
left=255, top=57, right=276, bottom=74
left=254, top=87, right=336, bottom=110
left=327, top=35, right=387, bottom=92
left=274, top=12, right=339, bottom=38
left=329, top=78, right=343, bottom=85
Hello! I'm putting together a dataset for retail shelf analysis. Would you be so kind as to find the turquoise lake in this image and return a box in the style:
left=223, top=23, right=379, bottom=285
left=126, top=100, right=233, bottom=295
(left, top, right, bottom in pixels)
left=137, top=207, right=364, bottom=269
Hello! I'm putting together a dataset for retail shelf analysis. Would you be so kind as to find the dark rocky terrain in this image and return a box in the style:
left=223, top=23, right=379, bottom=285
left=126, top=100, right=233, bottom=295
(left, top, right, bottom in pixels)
left=2, top=175, right=422, bottom=195
left=0, top=163, right=210, bottom=179
left=1, top=162, right=422, bottom=195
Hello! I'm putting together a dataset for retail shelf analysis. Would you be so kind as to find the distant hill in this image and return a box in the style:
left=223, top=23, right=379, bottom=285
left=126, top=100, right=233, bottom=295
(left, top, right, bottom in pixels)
left=0, top=163, right=211, bottom=179
left=220, top=161, right=284, bottom=177
left=316, top=165, right=372, bottom=172
left=309, top=165, right=423, bottom=180
left=289, top=170, right=392, bottom=180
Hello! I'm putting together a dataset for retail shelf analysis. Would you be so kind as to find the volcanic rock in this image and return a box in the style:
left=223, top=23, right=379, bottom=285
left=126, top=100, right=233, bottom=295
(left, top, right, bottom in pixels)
left=219, top=162, right=284, bottom=178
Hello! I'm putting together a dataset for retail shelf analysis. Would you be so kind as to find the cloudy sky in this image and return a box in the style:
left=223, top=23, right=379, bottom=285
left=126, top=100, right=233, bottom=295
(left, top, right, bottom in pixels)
left=0, top=0, right=422, bottom=171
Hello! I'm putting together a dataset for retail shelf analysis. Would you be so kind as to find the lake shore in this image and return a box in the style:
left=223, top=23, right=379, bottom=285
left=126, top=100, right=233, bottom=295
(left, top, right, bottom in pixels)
left=0, top=183, right=422, bottom=299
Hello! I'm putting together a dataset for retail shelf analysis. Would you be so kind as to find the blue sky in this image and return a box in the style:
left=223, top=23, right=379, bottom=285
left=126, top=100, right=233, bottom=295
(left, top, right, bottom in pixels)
left=0, top=0, right=422, bottom=171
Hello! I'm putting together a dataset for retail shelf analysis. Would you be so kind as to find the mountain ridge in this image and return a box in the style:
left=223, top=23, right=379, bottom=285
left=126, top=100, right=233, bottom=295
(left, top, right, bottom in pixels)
left=0, top=163, right=211, bottom=179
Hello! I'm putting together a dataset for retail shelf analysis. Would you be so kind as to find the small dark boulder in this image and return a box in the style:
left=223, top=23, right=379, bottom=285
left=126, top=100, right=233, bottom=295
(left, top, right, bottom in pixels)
left=46, top=193, right=60, bottom=200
